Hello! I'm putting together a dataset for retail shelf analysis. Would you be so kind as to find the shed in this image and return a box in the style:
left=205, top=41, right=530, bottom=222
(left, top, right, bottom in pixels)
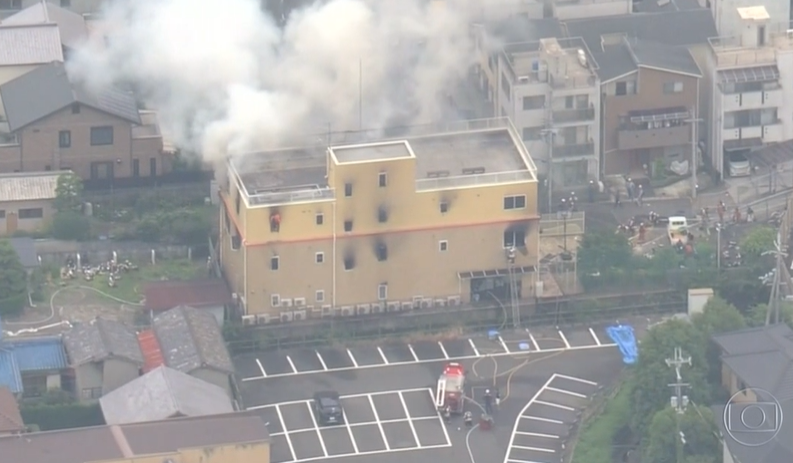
left=144, top=279, right=233, bottom=325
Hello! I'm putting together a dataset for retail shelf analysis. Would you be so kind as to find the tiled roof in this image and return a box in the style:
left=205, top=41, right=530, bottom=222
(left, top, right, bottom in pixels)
left=0, top=172, right=60, bottom=203
left=8, top=337, right=68, bottom=372
left=0, top=387, right=24, bottom=433
left=2, top=2, right=88, bottom=49
left=0, top=23, right=63, bottom=66
left=63, top=318, right=143, bottom=366
left=152, top=306, right=234, bottom=375
left=144, top=279, right=233, bottom=311
left=137, top=329, right=164, bottom=373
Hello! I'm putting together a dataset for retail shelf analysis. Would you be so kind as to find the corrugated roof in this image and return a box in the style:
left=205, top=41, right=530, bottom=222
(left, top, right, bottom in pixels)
left=63, top=318, right=143, bottom=366
left=99, top=366, right=234, bottom=425
left=0, top=23, right=63, bottom=66
left=137, top=329, right=164, bottom=373
left=144, top=279, right=233, bottom=311
left=152, top=306, right=234, bottom=375
left=8, top=337, right=68, bottom=372
left=2, top=2, right=88, bottom=49
left=0, top=387, right=24, bottom=433
left=0, top=349, right=21, bottom=394
left=0, top=172, right=60, bottom=203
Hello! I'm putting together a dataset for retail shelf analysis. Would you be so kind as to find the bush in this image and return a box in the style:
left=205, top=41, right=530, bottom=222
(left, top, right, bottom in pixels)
left=50, top=211, right=91, bottom=241
left=133, top=207, right=212, bottom=245
left=572, top=383, right=632, bottom=463
left=20, top=401, right=105, bottom=431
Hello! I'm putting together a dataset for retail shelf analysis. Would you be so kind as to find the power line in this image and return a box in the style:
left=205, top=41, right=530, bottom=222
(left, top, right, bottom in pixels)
left=666, top=347, right=691, bottom=463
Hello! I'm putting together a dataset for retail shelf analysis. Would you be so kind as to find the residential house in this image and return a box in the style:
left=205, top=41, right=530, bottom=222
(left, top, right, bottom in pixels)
left=0, top=61, right=172, bottom=185
left=708, top=6, right=793, bottom=180
left=1, top=2, right=88, bottom=56
left=0, top=333, right=67, bottom=398
left=143, top=279, right=235, bottom=326
left=99, top=365, right=235, bottom=425
left=712, top=324, right=793, bottom=462
left=1, top=0, right=106, bottom=18
left=62, top=317, right=143, bottom=400
left=0, top=386, right=24, bottom=435
left=0, top=412, right=271, bottom=463
left=0, top=172, right=61, bottom=235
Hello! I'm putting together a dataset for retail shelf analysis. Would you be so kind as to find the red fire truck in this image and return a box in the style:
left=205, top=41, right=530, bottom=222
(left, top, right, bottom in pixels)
left=435, top=362, right=466, bottom=414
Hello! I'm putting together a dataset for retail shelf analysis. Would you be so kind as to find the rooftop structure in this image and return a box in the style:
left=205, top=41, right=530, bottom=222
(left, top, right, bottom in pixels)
left=229, top=118, right=536, bottom=208
left=1, top=2, right=88, bottom=49
left=708, top=17, right=793, bottom=68
left=501, top=36, right=598, bottom=89
left=0, top=23, right=63, bottom=66
left=0, top=172, right=61, bottom=202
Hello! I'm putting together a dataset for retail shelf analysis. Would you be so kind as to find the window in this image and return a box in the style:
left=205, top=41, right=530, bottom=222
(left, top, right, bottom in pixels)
left=230, top=233, right=241, bottom=250
left=522, top=95, right=545, bottom=110
left=439, top=240, right=448, bottom=252
left=90, top=126, right=113, bottom=146
left=344, top=256, right=355, bottom=270
left=503, top=195, right=526, bottom=210
left=439, top=201, right=448, bottom=213
left=316, top=290, right=325, bottom=303
left=503, top=230, right=526, bottom=248
left=70, top=102, right=79, bottom=113
left=271, top=294, right=280, bottom=307
left=270, top=256, right=279, bottom=270
left=615, top=82, right=627, bottom=96
left=81, top=387, right=102, bottom=400
left=45, top=165, right=51, bottom=171
left=18, top=208, right=43, bottom=219
left=377, top=207, right=388, bottom=223
left=315, top=252, right=324, bottom=264
left=575, top=94, right=589, bottom=108
left=663, top=82, right=684, bottom=94
left=378, top=172, right=387, bottom=187
left=235, top=192, right=241, bottom=215
left=0, top=211, right=6, bottom=219
left=150, top=157, right=157, bottom=176
left=132, top=159, right=140, bottom=177
left=501, top=73, right=511, bottom=101
left=378, top=284, right=388, bottom=301
left=376, top=243, right=388, bottom=261
left=344, top=183, right=353, bottom=197
left=316, top=212, right=324, bottom=225
left=58, top=130, right=71, bottom=148
left=344, top=220, right=353, bottom=232
left=522, top=127, right=543, bottom=141
left=565, top=96, right=574, bottom=109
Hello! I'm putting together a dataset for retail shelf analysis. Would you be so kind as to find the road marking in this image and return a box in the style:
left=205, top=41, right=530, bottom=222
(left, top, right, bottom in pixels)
left=516, top=431, right=559, bottom=439
left=268, top=416, right=441, bottom=436
left=305, top=401, right=329, bottom=457
left=512, top=445, right=555, bottom=453
left=286, top=355, right=297, bottom=374
left=347, top=349, right=358, bottom=368
left=521, top=416, right=563, bottom=424
left=498, top=335, right=510, bottom=353
left=534, top=400, right=575, bottom=411
left=273, top=443, right=452, bottom=463
left=340, top=411, right=359, bottom=454
left=589, top=327, right=602, bottom=346
left=438, top=341, right=450, bottom=359
left=274, top=404, right=296, bottom=462
left=407, top=344, right=419, bottom=362
left=398, top=391, right=422, bottom=448
left=507, top=460, right=548, bottom=463
left=468, top=339, right=481, bottom=357
left=558, top=330, right=570, bottom=349
left=546, top=386, right=587, bottom=398
left=377, top=346, right=390, bottom=365
left=503, top=376, right=556, bottom=463
left=528, top=331, right=540, bottom=352
left=368, top=394, right=391, bottom=450
left=255, top=358, right=267, bottom=377
left=426, top=388, right=453, bottom=446
left=316, top=351, right=328, bottom=371
left=247, top=387, right=434, bottom=410
left=555, top=374, right=598, bottom=386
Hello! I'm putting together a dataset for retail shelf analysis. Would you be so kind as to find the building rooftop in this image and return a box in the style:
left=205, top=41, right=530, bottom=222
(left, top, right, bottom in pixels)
left=143, top=279, right=234, bottom=312
left=0, top=23, right=63, bottom=66
left=152, top=306, right=234, bottom=375
left=502, top=36, right=598, bottom=88
left=0, top=336, right=68, bottom=394
left=1, top=2, right=88, bottom=49
left=708, top=20, right=793, bottom=68
left=0, top=172, right=61, bottom=203
left=330, top=140, right=415, bottom=164
left=595, top=36, right=702, bottom=82
left=63, top=318, right=143, bottom=366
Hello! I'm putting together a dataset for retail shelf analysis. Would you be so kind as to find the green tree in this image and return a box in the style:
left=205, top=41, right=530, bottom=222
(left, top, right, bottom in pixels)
left=643, top=406, right=719, bottom=463
left=577, top=232, right=634, bottom=288
left=740, top=225, right=777, bottom=257
left=53, top=173, right=83, bottom=212
left=692, top=296, right=746, bottom=391
left=0, top=239, right=29, bottom=316
left=747, top=302, right=793, bottom=328
left=50, top=211, right=91, bottom=241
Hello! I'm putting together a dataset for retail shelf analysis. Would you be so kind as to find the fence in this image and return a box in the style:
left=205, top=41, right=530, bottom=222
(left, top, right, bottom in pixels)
left=31, top=239, right=197, bottom=265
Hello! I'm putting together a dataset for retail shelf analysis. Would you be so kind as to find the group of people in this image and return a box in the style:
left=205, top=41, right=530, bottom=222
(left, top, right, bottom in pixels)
left=442, top=388, right=500, bottom=428
left=614, top=178, right=645, bottom=207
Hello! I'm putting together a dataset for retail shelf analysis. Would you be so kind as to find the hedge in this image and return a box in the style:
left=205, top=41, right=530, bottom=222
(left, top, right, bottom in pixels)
left=20, top=402, right=105, bottom=431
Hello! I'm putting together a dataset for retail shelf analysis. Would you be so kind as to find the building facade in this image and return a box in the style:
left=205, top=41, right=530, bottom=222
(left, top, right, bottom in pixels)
left=219, top=119, right=540, bottom=321
left=708, top=7, right=793, bottom=179
left=0, top=172, right=61, bottom=235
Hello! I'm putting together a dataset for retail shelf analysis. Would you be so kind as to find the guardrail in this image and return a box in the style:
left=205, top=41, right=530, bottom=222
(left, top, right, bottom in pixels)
left=416, top=170, right=534, bottom=191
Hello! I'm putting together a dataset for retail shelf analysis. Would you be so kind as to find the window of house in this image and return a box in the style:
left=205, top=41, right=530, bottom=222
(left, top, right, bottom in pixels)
left=18, top=208, right=43, bottom=219
left=378, top=283, right=388, bottom=301
left=615, top=81, right=627, bottom=96
left=501, top=73, right=511, bottom=101
left=90, top=126, right=113, bottom=146
left=522, top=127, right=543, bottom=141
left=565, top=96, right=574, bottom=109
left=344, top=220, right=353, bottom=232
left=316, top=290, right=325, bottom=303
left=376, top=243, right=388, bottom=261
left=503, top=230, right=526, bottom=248
left=663, top=82, right=684, bottom=94
left=21, top=375, right=47, bottom=397
left=344, top=183, right=353, bottom=197
left=378, top=172, right=387, bottom=187
left=80, top=387, right=102, bottom=400
left=377, top=207, right=388, bottom=223
left=503, top=195, right=526, bottom=210
left=45, top=165, right=51, bottom=171
left=315, top=252, right=324, bottom=264
left=439, top=201, right=448, bottom=213
left=70, top=102, right=79, bottom=113
left=522, top=95, right=545, bottom=110
left=439, top=240, right=448, bottom=252
left=344, top=256, right=355, bottom=270
left=230, top=232, right=241, bottom=250
left=0, top=211, right=5, bottom=219
left=270, top=256, right=279, bottom=270
left=271, top=294, right=280, bottom=307
left=235, top=191, right=241, bottom=215
left=58, top=130, right=71, bottom=148
left=150, top=157, right=157, bottom=176
left=132, top=159, right=140, bottom=177
left=316, top=212, right=324, bottom=225
left=575, top=94, right=589, bottom=108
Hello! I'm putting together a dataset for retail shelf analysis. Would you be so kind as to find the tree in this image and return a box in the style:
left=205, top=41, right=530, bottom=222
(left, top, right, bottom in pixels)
left=577, top=232, right=634, bottom=289
left=0, top=240, right=28, bottom=316
left=53, top=173, right=83, bottom=212
left=747, top=302, right=793, bottom=328
left=692, top=296, right=746, bottom=389
left=643, top=406, right=719, bottom=463
left=740, top=225, right=777, bottom=257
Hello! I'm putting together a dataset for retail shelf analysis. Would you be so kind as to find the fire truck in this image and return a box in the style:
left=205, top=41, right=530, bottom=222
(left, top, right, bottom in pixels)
left=435, top=362, right=466, bottom=414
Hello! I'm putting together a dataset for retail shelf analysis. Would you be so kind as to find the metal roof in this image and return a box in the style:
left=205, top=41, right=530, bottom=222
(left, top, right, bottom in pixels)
left=0, top=172, right=60, bottom=203
left=718, top=65, right=780, bottom=84
left=8, top=337, right=68, bottom=372
left=458, top=266, right=536, bottom=279
left=0, top=23, right=63, bottom=66
left=2, top=2, right=88, bottom=49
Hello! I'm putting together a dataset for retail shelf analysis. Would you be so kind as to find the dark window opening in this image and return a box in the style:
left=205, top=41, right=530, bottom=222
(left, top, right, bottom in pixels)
left=503, top=229, right=526, bottom=248
left=440, top=201, right=448, bottom=213
left=149, top=157, right=157, bottom=177
left=615, top=82, right=627, bottom=96
left=378, top=172, right=387, bottom=187
left=90, top=126, right=113, bottom=146
left=231, top=233, right=241, bottom=250
left=223, top=210, right=230, bottom=232
left=504, top=195, right=526, bottom=209
left=377, top=207, right=388, bottom=223
left=376, top=243, right=388, bottom=261
left=19, top=208, right=43, bottom=219
left=132, top=159, right=140, bottom=177
left=270, top=212, right=281, bottom=232
left=270, top=256, right=279, bottom=270
left=316, top=213, right=324, bottom=225
left=71, top=103, right=79, bottom=114
left=344, top=183, right=353, bottom=197
left=344, top=220, right=353, bottom=232
left=58, top=130, right=71, bottom=148
left=344, top=256, right=355, bottom=270
left=44, top=165, right=51, bottom=171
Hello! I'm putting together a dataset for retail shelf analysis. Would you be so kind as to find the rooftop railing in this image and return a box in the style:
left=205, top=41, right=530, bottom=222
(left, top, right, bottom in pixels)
left=416, top=170, right=535, bottom=191
left=709, top=22, right=793, bottom=67
left=247, top=187, right=335, bottom=207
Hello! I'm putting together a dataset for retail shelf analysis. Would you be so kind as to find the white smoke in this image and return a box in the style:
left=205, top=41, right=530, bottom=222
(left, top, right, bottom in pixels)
left=69, top=0, right=475, bottom=166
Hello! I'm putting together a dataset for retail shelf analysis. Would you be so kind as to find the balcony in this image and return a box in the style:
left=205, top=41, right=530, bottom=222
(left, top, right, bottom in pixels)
left=552, top=107, right=595, bottom=125
left=552, top=142, right=595, bottom=158
left=617, top=125, right=690, bottom=150
left=723, top=121, right=784, bottom=144
left=549, top=73, right=597, bottom=90
left=247, top=187, right=335, bottom=207
left=722, top=86, right=782, bottom=112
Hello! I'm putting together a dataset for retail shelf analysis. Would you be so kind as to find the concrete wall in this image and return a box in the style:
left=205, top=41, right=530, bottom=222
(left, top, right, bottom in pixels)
left=711, top=0, right=790, bottom=38
left=32, top=239, right=192, bottom=265
left=75, top=362, right=103, bottom=399
left=553, top=0, right=631, bottom=20
left=102, top=357, right=140, bottom=395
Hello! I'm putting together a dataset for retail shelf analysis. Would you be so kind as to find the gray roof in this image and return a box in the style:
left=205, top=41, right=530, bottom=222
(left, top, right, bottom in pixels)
left=99, top=366, right=234, bottom=425
left=633, top=0, right=702, bottom=13
left=713, top=404, right=793, bottom=463
left=0, top=23, right=63, bottom=66
left=592, top=38, right=701, bottom=82
left=2, top=2, right=88, bottom=48
left=152, top=306, right=234, bottom=375
left=63, top=318, right=143, bottom=366
left=8, top=237, right=38, bottom=269
left=0, top=61, right=141, bottom=132
left=486, top=17, right=563, bottom=43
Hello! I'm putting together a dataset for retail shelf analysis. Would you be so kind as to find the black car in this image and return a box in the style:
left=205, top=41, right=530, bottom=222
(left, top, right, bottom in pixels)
left=313, top=391, right=343, bottom=425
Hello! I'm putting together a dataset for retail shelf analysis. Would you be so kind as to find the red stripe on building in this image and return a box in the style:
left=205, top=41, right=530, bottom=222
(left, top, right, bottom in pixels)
left=137, top=329, right=164, bottom=373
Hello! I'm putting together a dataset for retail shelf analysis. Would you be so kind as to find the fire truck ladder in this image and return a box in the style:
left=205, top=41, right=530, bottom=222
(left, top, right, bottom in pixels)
left=435, top=379, right=447, bottom=409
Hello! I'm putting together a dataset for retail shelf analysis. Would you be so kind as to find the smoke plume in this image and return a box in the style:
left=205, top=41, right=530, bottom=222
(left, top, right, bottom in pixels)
left=68, top=0, right=474, bottom=166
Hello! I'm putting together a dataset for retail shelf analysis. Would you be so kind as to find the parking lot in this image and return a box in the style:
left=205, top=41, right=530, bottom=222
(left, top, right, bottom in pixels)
left=504, top=373, right=601, bottom=463
left=248, top=387, right=451, bottom=463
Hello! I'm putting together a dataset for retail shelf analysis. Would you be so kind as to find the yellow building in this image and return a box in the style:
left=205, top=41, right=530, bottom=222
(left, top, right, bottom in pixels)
left=219, top=118, right=540, bottom=321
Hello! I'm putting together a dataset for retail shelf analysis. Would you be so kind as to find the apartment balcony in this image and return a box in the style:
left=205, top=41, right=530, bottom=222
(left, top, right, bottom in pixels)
left=722, top=86, right=782, bottom=112
left=552, top=107, right=595, bottom=126
left=549, top=73, right=597, bottom=90
left=722, top=120, right=783, bottom=145
left=552, top=142, right=595, bottom=159
left=617, top=125, right=690, bottom=150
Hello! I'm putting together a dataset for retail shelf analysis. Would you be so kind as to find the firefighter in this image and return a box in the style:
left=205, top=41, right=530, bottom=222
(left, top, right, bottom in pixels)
left=443, top=406, right=451, bottom=424
left=483, top=389, right=493, bottom=415
left=463, top=411, right=473, bottom=428
left=495, top=389, right=501, bottom=408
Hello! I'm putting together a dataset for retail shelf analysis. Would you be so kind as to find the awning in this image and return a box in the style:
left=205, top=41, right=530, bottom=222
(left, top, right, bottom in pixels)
left=458, top=266, right=536, bottom=279
left=719, top=65, right=779, bottom=85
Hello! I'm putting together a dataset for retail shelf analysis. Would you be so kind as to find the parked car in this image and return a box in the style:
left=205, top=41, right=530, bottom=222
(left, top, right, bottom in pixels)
left=313, top=390, right=344, bottom=425
left=728, top=151, right=751, bottom=177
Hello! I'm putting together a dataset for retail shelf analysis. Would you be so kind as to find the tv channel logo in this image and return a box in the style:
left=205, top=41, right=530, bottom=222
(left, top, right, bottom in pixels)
left=723, top=388, right=783, bottom=447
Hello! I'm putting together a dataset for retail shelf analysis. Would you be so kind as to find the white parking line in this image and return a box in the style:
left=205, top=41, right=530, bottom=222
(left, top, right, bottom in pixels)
left=438, top=341, right=450, bottom=359
left=534, top=400, right=575, bottom=411
left=498, top=335, right=510, bottom=353
left=407, top=344, right=419, bottom=362
left=589, top=327, right=602, bottom=346
left=286, top=355, right=297, bottom=374
left=247, top=387, right=434, bottom=410
left=507, top=460, right=548, bottom=463
left=521, top=416, right=563, bottom=424
left=512, top=445, right=555, bottom=453
left=516, top=431, right=559, bottom=439
left=255, top=358, right=267, bottom=377
left=305, top=401, right=329, bottom=457
left=367, top=394, right=391, bottom=450
left=347, top=348, right=359, bottom=368
left=268, top=416, right=441, bottom=436
left=555, top=373, right=598, bottom=386
left=546, top=386, right=586, bottom=398
left=504, top=376, right=556, bottom=463
left=316, top=352, right=328, bottom=371
left=341, top=411, right=359, bottom=454
left=275, top=404, right=296, bottom=462
left=558, top=330, right=570, bottom=349
left=285, top=443, right=452, bottom=463
left=426, top=388, right=452, bottom=446
left=377, top=346, right=390, bottom=365
left=398, top=391, right=422, bottom=448
left=468, top=338, right=481, bottom=357
left=528, top=331, right=540, bottom=352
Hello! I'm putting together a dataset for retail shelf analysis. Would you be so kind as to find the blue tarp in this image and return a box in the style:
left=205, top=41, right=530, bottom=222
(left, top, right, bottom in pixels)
left=607, top=325, right=638, bottom=365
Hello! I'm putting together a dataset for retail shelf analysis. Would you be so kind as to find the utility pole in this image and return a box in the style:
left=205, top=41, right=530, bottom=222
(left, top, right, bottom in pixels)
left=506, top=246, right=520, bottom=329
left=763, top=230, right=788, bottom=325
left=542, top=129, right=558, bottom=213
left=666, top=347, right=691, bottom=463
left=684, top=107, right=703, bottom=199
